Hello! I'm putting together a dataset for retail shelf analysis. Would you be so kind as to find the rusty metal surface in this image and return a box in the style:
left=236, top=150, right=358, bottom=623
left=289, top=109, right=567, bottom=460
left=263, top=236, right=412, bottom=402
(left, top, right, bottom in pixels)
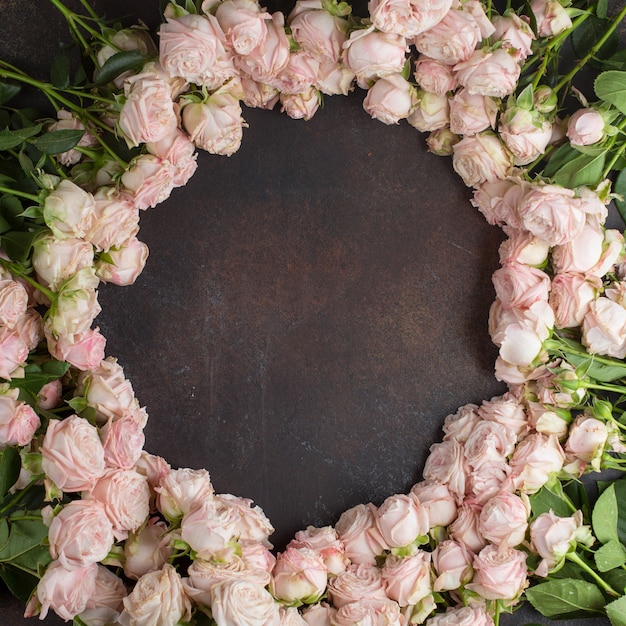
left=0, top=2, right=616, bottom=625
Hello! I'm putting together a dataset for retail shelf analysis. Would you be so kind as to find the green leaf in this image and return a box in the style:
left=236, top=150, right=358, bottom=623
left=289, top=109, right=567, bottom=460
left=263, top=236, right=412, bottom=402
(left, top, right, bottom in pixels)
left=525, top=578, right=606, bottom=617
left=601, top=50, right=626, bottom=72
left=605, top=567, right=626, bottom=595
left=607, top=594, right=626, bottom=626
left=0, top=125, right=42, bottom=151
left=593, top=483, right=619, bottom=544
left=596, top=0, right=608, bottom=19
left=50, top=53, right=71, bottom=90
left=595, top=539, right=626, bottom=572
left=0, top=228, right=45, bottom=263
left=31, top=129, right=84, bottom=155
left=529, top=484, right=573, bottom=518
left=9, top=361, right=69, bottom=397
left=0, top=447, right=20, bottom=499
left=0, top=514, right=51, bottom=569
left=0, top=564, right=39, bottom=602
left=596, top=71, right=626, bottom=116
left=572, top=16, right=619, bottom=63
left=552, top=151, right=606, bottom=188
left=543, top=143, right=580, bottom=178
left=0, top=194, right=25, bottom=231
left=95, top=50, right=150, bottom=86
left=0, top=83, right=21, bottom=106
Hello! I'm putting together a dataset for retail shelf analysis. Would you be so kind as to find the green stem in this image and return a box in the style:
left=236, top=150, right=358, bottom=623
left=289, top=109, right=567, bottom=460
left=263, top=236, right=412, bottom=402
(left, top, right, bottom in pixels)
left=0, top=185, right=39, bottom=202
left=567, top=552, right=620, bottom=596
left=1, top=561, right=39, bottom=579
left=0, top=482, right=36, bottom=516
left=554, top=4, right=626, bottom=93
left=0, top=259, right=56, bottom=301
left=601, top=117, right=626, bottom=179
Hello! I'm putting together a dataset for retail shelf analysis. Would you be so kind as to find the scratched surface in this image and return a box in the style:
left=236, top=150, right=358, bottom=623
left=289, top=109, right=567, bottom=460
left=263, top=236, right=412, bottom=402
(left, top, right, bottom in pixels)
left=0, top=2, right=615, bottom=625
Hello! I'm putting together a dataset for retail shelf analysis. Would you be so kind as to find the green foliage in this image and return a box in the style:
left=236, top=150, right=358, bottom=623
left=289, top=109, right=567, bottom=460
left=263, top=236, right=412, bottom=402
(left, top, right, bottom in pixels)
left=572, top=16, right=620, bottom=66
left=50, top=53, right=71, bottom=90
left=32, top=129, right=84, bottom=155
left=0, top=448, right=20, bottom=501
left=596, top=71, right=626, bottom=115
left=607, top=595, right=626, bottom=626
left=94, top=50, right=151, bottom=86
left=9, top=361, right=70, bottom=399
left=526, top=579, right=607, bottom=618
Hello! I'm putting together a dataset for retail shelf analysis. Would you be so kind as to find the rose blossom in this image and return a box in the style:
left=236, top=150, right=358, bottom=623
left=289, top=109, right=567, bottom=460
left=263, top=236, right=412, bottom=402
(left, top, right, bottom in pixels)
left=410, top=480, right=458, bottom=527
left=327, top=563, right=387, bottom=608
left=289, top=525, right=348, bottom=575
left=414, top=57, right=457, bottom=95
left=78, top=565, right=127, bottom=626
left=498, top=227, right=550, bottom=267
left=492, top=261, right=550, bottom=310
left=552, top=221, right=604, bottom=274
left=43, top=179, right=96, bottom=240
left=280, top=87, right=321, bottom=121
left=449, top=89, right=498, bottom=136
left=412, top=5, right=482, bottom=65
left=95, top=237, right=149, bottom=286
left=477, top=393, right=529, bottom=438
left=155, top=466, right=214, bottom=520
left=565, top=414, right=608, bottom=468
left=432, top=539, right=473, bottom=591
left=87, top=187, right=140, bottom=252
left=272, top=50, right=320, bottom=95
left=146, top=128, right=198, bottom=187
left=28, top=561, right=98, bottom=621
left=454, top=48, right=521, bottom=98
left=119, top=564, right=191, bottom=626
left=464, top=420, right=517, bottom=469
left=442, top=403, right=480, bottom=443
left=466, top=544, right=528, bottom=604
left=216, top=0, right=271, bottom=55
left=382, top=550, right=432, bottom=606
left=41, top=414, right=106, bottom=492
left=32, top=235, right=94, bottom=291
left=270, top=547, right=328, bottom=605
left=0, top=279, right=27, bottom=328
left=448, top=502, right=487, bottom=554
left=333, top=598, right=403, bottom=626
left=492, top=13, right=535, bottom=60
left=471, top=176, right=528, bottom=228
left=289, top=1, right=349, bottom=62
left=452, top=132, right=514, bottom=187
left=530, top=510, right=593, bottom=576
left=467, top=460, right=512, bottom=504
left=509, top=433, right=565, bottom=493
left=369, top=0, right=453, bottom=37
left=567, top=107, right=605, bottom=146
left=216, top=493, right=274, bottom=546
left=0, top=318, right=36, bottom=379
left=121, top=154, right=176, bottom=210
left=364, top=74, right=417, bottom=124
left=582, top=297, right=626, bottom=358
left=425, top=605, right=494, bottom=625
left=136, top=451, right=171, bottom=490
left=531, top=0, right=573, bottom=36
left=210, top=580, right=281, bottom=626
left=550, top=273, right=600, bottom=328
left=406, top=91, right=449, bottom=132
left=498, top=107, right=553, bottom=165
left=342, top=26, right=407, bottom=89
left=589, top=229, right=626, bottom=278
left=302, top=602, right=337, bottom=626
left=89, top=469, right=151, bottom=538
left=423, top=439, right=467, bottom=500
left=159, top=13, right=235, bottom=89
left=335, top=502, right=389, bottom=564
left=124, top=518, right=173, bottom=580
left=316, top=59, right=355, bottom=95
left=38, top=379, right=63, bottom=411
left=478, top=491, right=529, bottom=548
left=376, top=493, right=429, bottom=547
left=48, top=500, right=114, bottom=570
left=241, top=76, right=280, bottom=109
left=0, top=391, right=40, bottom=447
left=100, top=412, right=145, bottom=470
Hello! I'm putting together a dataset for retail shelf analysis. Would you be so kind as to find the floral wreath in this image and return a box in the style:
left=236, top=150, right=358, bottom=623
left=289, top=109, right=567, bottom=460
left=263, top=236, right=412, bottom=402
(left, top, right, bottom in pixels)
left=0, top=0, right=626, bottom=624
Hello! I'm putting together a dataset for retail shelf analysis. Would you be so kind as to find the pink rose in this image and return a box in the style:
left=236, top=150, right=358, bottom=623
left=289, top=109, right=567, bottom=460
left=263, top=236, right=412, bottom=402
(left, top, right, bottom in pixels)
left=414, top=57, right=457, bottom=95
left=210, top=579, right=281, bottom=626
left=43, top=179, right=96, bottom=240
left=100, top=412, right=145, bottom=470
left=120, top=564, right=191, bottom=626
left=46, top=327, right=107, bottom=371
left=477, top=393, right=529, bottom=438
left=0, top=323, right=31, bottom=379
left=406, top=91, right=449, bottom=132
left=135, top=451, right=171, bottom=490
left=364, top=74, right=417, bottom=124
left=47, top=110, right=97, bottom=166
left=464, top=420, right=517, bottom=469
left=121, top=155, right=175, bottom=210
left=235, top=12, right=291, bottom=83
left=87, top=187, right=139, bottom=252
left=216, top=0, right=271, bottom=56
left=119, top=75, right=179, bottom=148
left=466, top=544, right=528, bottom=604
left=280, top=87, right=321, bottom=120
left=425, top=605, right=494, bottom=625
left=550, top=272, right=600, bottom=328
left=30, top=561, right=98, bottom=621
left=241, top=76, right=280, bottom=109
left=382, top=550, right=432, bottom=606
left=492, top=13, right=535, bottom=60
left=531, top=0, right=573, bottom=36
left=530, top=510, right=593, bottom=576
left=376, top=493, right=429, bottom=547
left=582, top=297, right=626, bottom=358
left=552, top=221, right=604, bottom=274
left=454, top=48, right=521, bottom=98
left=369, top=0, right=453, bottom=37
left=32, top=235, right=94, bottom=291
left=449, top=89, right=498, bottom=136
left=498, top=108, right=553, bottom=165
left=410, top=480, right=458, bottom=527
left=342, top=27, right=407, bottom=89
left=270, top=547, right=328, bottom=604
left=467, top=460, right=512, bottom=505
left=498, top=227, right=550, bottom=267
left=589, top=229, right=626, bottom=278
left=335, top=502, right=389, bottom=564
left=216, top=493, right=274, bottom=546
left=412, top=6, right=482, bottom=65
left=289, top=525, right=348, bottom=575
left=124, top=518, right=173, bottom=581
left=432, top=539, right=473, bottom=591
left=146, top=128, right=198, bottom=187
left=567, top=108, right=605, bottom=146
left=492, top=261, right=550, bottom=310
left=448, top=502, right=487, bottom=554
left=272, top=50, right=320, bottom=94
left=452, top=132, right=514, bottom=187
left=155, top=467, right=214, bottom=521
left=89, top=469, right=151, bottom=538
left=48, top=499, right=114, bottom=569
left=333, top=598, right=403, bottom=626
left=159, top=13, right=235, bottom=89
left=302, top=602, right=337, bottom=626
left=509, top=433, right=565, bottom=493
left=95, top=237, right=149, bottom=286
left=78, top=565, right=127, bottom=626
left=517, top=183, right=586, bottom=246
left=328, top=563, right=387, bottom=607
left=315, top=59, right=355, bottom=96
left=0, top=392, right=40, bottom=447
left=565, top=414, right=608, bottom=468
left=0, top=279, right=28, bottom=327
left=37, top=379, right=63, bottom=411
left=41, top=415, right=106, bottom=492
left=241, top=539, right=277, bottom=575
left=289, top=2, right=349, bottom=62
left=442, top=403, right=480, bottom=443
left=423, top=439, right=467, bottom=500
left=471, top=177, right=528, bottom=228
left=182, top=95, right=246, bottom=157
left=478, top=491, right=529, bottom=548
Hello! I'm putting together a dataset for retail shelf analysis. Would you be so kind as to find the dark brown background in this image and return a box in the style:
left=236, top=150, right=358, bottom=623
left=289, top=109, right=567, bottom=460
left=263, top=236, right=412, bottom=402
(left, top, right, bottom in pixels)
left=0, top=1, right=620, bottom=624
